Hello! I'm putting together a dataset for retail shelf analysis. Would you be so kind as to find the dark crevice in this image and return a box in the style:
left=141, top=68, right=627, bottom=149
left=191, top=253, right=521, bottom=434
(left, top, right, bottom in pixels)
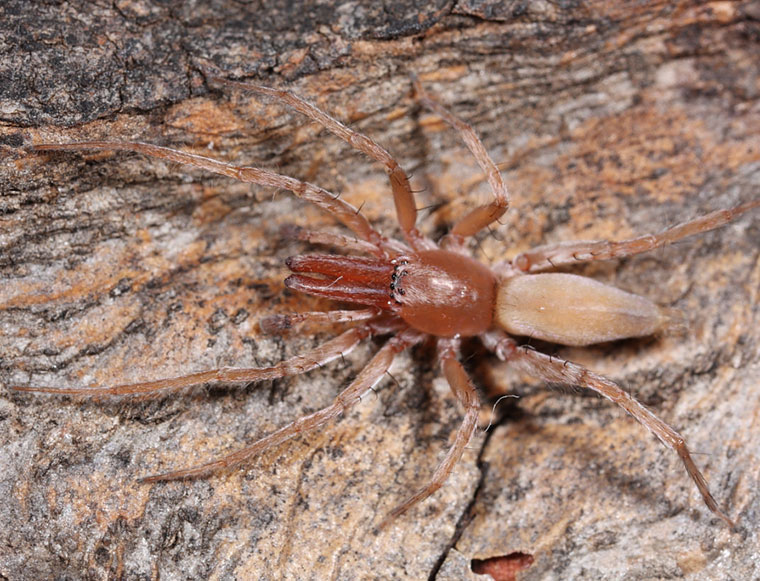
left=427, top=420, right=496, bottom=580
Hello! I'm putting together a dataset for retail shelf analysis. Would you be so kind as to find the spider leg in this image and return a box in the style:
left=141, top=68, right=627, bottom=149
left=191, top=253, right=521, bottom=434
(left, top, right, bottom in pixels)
left=31, top=141, right=388, bottom=256
left=413, top=78, right=510, bottom=242
left=259, top=307, right=382, bottom=335
left=11, top=325, right=374, bottom=399
left=141, top=328, right=424, bottom=482
left=378, top=337, right=480, bottom=529
left=281, top=224, right=411, bottom=256
left=208, top=76, right=433, bottom=250
left=511, top=200, right=760, bottom=273
left=481, top=330, right=735, bottom=528
left=280, top=224, right=387, bottom=255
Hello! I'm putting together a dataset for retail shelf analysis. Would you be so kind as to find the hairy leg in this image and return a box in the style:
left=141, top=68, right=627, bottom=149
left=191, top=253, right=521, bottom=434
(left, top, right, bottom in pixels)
left=141, top=328, right=425, bottom=482
left=12, top=325, right=375, bottom=399
left=481, top=330, right=734, bottom=528
left=259, top=308, right=382, bottom=335
left=281, top=223, right=411, bottom=256
left=31, top=141, right=389, bottom=256
left=379, top=337, right=480, bottom=529
left=413, top=78, right=510, bottom=242
left=511, top=200, right=760, bottom=273
left=209, top=75, right=433, bottom=250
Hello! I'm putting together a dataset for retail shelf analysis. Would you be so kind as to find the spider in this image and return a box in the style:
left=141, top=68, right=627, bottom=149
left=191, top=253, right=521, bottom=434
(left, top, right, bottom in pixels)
left=14, top=74, right=758, bottom=530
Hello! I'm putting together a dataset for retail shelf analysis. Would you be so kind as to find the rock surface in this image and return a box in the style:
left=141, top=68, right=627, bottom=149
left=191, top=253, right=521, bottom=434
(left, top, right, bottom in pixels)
left=2, top=1, right=759, bottom=579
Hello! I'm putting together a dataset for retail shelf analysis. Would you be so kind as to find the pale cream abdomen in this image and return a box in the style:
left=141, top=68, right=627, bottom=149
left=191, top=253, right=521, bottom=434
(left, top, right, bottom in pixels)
left=495, top=272, right=666, bottom=346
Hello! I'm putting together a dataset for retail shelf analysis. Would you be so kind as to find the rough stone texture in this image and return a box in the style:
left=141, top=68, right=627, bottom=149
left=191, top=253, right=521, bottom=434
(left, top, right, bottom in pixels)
left=2, top=1, right=759, bottom=580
